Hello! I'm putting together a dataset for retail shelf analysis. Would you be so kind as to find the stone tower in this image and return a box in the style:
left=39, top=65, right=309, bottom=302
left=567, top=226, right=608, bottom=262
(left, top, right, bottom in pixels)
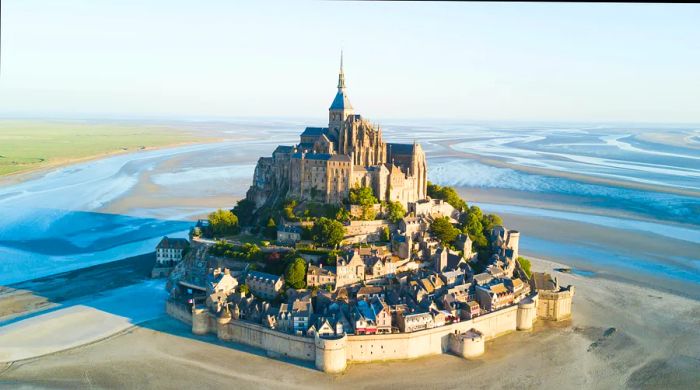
left=328, top=51, right=354, bottom=141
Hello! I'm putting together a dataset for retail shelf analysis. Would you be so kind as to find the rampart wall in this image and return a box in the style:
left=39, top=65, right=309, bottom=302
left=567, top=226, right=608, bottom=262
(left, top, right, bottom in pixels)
left=170, top=297, right=553, bottom=372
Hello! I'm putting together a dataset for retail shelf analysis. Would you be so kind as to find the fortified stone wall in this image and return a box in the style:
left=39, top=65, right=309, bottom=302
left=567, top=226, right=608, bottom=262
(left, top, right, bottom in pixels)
left=168, top=291, right=566, bottom=373
left=166, top=300, right=193, bottom=325
left=344, top=305, right=519, bottom=363
left=344, top=220, right=390, bottom=236
left=219, top=319, right=316, bottom=361
left=344, top=220, right=391, bottom=243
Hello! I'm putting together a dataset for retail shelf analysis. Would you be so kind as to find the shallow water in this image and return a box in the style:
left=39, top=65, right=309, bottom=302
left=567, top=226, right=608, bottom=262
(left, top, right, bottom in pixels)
left=0, top=119, right=698, bottom=295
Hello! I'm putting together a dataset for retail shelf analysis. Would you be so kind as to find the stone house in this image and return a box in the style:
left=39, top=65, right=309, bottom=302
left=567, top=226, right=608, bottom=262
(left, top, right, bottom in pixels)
left=398, top=311, right=435, bottom=333
left=246, top=271, right=284, bottom=300
left=306, top=264, right=336, bottom=288
left=153, top=236, right=190, bottom=277
left=335, top=250, right=365, bottom=288
left=277, top=225, right=302, bottom=244
left=475, top=283, right=514, bottom=312
left=356, top=286, right=384, bottom=301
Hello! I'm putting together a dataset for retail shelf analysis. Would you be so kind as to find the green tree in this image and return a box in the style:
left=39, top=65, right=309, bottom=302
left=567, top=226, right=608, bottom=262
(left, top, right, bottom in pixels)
left=242, top=243, right=262, bottom=261
left=481, top=213, right=503, bottom=235
left=209, top=209, right=239, bottom=236
left=265, top=217, right=277, bottom=239
left=517, top=257, right=532, bottom=278
left=238, top=284, right=250, bottom=294
left=233, top=199, right=255, bottom=226
left=386, top=201, right=406, bottom=223
left=380, top=226, right=390, bottom=242
left=360, top=205, right=377, bottom=221
left=465, top=213, right=484, bottom=239
left=312, top=217, right=345, bottom=247
left=349, top=185, right=378, bottom=221
left=430, top=216, right=460, bottom=245
left=335, top=207, right=351, bottom=223
left=282, top=199, right=298, bottom=222
left=349, top=185, right=378, bottom=206
left=284, top=257, right=307, bottom=289
left=191, top=226, right=202, bottom=238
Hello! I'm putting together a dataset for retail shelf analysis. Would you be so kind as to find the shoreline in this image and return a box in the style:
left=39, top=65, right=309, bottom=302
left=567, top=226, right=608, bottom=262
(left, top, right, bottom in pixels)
left=1, top=255, right=698, bottom=388
left=434, top=139, right=700, bottom=199
left=0, top=137, right=226, bottom=187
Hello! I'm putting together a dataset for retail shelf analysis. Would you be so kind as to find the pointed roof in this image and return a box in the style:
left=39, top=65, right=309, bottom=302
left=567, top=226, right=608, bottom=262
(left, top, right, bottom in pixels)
left=330, top=51, right=353, bottom=111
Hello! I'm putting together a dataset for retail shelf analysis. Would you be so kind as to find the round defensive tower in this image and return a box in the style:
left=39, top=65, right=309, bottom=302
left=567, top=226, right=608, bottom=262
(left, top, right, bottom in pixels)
left=509, top=230, right=520, bottom=259
left=216, top=306, right=232, bottom=340
left=516, top=294, right=538, bottom=331
left=314, top=333, right=348, bottom=373
left=450, top=329, right=485, bottom=359
left=192, top=305, right=210, bottom=335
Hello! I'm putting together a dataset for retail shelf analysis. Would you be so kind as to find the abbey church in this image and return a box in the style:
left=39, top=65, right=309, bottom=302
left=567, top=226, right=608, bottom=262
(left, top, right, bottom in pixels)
left=246, top=55, right=428, bottom=208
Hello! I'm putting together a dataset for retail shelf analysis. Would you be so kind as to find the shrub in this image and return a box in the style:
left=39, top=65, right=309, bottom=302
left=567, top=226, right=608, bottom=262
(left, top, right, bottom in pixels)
left=209, top=209, right=239, bottom=236
left=517, top=257, right=532, bottom=278
left=386, top=201, right=406, bottom=223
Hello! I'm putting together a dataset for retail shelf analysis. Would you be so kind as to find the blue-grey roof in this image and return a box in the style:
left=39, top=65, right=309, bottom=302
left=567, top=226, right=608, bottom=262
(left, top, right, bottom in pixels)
left=305, top=153, right=332, bottom=161
left=387, top=143, right=415, bottom=156
left=301, top=127, right=328, bottom=137
left=247, top=271, right=282, bottom=282
left=330, top=90, right=353, bottom=110
left=297, top=143, right=314, bottom=151
left=273, top=145, right=294, bottom=154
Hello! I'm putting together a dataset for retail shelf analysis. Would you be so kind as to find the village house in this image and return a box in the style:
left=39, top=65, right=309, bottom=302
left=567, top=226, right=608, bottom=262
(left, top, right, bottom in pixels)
left=398, top=311, right=435, bottom=333
left=152, top=236, right=190, bottom=277
left=356, top=286, right=384, bottom=300
left=246, top=271, right=284, bottom=300
left=277, top=224, right=302, bottom=244
left=335, top=250, right=365, bottom=288
left=475, top=282, right=514, bottom=311
left=306, top=264, right=336, bottom=288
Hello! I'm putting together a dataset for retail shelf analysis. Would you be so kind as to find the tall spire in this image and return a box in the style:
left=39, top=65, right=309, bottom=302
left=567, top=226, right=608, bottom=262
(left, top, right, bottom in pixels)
left=337, top=50, right=346, bottom=90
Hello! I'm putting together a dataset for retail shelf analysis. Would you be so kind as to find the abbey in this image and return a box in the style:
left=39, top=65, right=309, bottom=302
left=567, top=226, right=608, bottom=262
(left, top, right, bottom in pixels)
left=246, top=55, right=427, bottom=208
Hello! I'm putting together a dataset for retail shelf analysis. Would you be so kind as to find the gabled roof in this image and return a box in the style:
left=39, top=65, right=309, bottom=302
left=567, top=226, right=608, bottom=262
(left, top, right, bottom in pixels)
left=273, top=145, right=294, bottom=154
left=301, top=127, right=328, bottom=137
left=532, top=272, right=558, bottom=291
left=157, top=236, right=189, bottom=250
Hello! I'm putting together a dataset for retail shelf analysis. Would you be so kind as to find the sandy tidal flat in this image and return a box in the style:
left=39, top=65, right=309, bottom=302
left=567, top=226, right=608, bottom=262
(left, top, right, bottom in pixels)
left=1, top=258, right=698, bottom=389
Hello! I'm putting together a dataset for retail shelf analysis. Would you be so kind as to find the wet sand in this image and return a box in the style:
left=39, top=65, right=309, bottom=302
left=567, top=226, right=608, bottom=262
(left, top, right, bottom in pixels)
left=1, top=258, right=698, bottom=389
left=0, top=253, right=156, bottom=323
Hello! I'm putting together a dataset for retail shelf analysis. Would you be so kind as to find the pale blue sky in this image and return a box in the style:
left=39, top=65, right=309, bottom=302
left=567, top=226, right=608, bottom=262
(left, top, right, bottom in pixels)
left=1, top=1, right=699, bottom=123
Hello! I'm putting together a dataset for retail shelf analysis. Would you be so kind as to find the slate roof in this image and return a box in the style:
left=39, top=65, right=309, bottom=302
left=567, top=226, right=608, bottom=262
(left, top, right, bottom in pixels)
left=301, top=127, right=328, bottom=137
left=330, top=90, right=353, bottom=110
left=387, top=143, right=415, bottom=156
left=157, top=236, right=189, bottom=250
left=531, top=272, right=558, bottom=291
left=273, top=145, right=294, bottom=154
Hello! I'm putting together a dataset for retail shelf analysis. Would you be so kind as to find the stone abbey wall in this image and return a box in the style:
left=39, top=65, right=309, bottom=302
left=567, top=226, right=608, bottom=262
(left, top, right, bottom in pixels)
left=167, top=296, right=553, bottom=372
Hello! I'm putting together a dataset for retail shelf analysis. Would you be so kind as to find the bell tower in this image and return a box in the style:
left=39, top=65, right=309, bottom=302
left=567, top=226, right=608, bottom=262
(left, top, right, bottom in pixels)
left=329, top=51, right=354, bottom=142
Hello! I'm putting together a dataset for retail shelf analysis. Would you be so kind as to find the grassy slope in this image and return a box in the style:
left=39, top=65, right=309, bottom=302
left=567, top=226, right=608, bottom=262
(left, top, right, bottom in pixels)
left=0, top=120, right=201, bottom=176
